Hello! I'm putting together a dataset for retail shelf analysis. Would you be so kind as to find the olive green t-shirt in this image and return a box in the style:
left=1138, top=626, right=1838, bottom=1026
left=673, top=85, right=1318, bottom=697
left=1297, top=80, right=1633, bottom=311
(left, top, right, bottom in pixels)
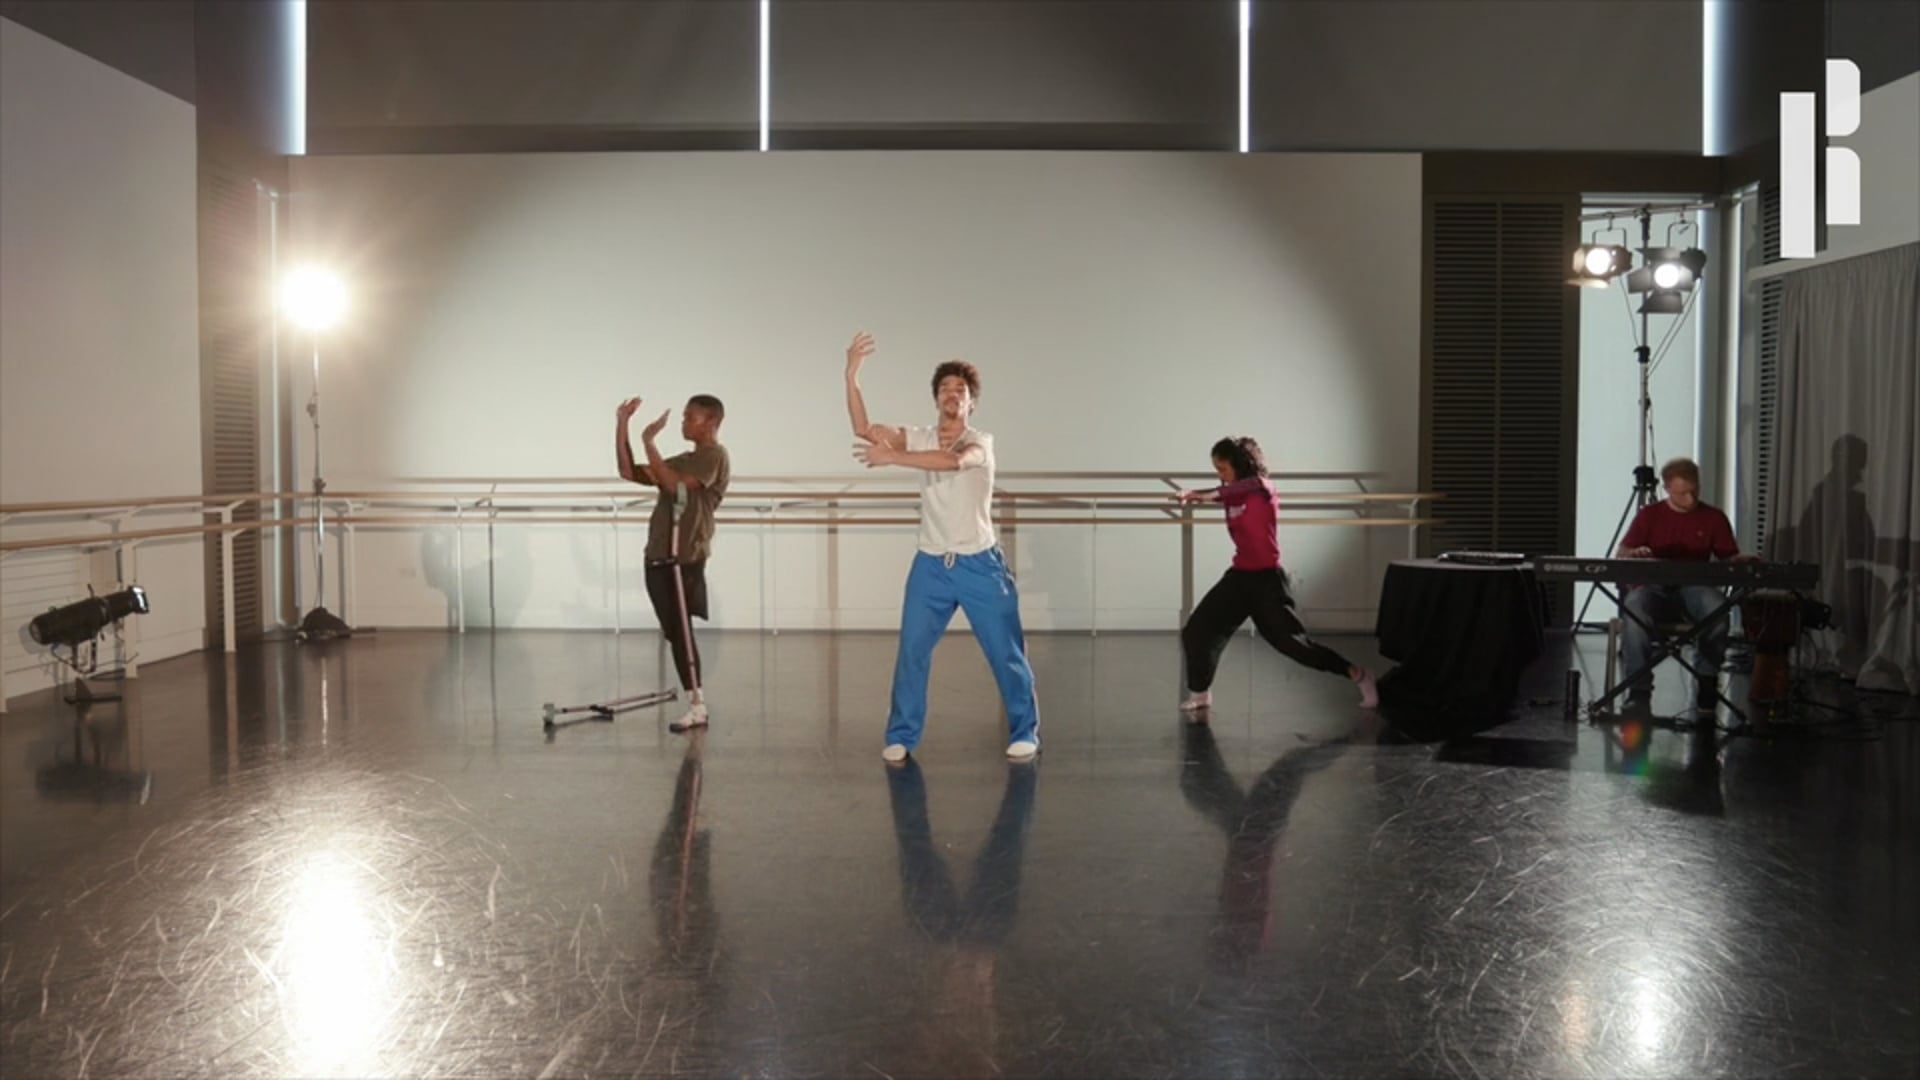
left=645, top=442, right=730, bottom=563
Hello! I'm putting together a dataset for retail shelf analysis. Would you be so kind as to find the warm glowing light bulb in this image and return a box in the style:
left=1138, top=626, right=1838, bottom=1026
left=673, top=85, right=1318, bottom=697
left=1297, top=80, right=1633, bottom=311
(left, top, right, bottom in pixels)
left=281, top=267, right=348, bottom=331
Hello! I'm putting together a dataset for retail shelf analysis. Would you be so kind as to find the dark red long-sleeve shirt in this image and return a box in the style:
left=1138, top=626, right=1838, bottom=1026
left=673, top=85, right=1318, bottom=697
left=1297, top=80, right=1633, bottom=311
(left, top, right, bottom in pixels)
left=1621, top=500, right=1739, bottom=561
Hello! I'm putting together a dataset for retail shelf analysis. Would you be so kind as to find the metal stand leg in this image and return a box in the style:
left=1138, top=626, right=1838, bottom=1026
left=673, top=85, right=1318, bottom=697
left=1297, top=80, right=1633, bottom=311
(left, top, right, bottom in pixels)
left=1576, top=208, right=1668, bottom=634
left=296, top=339, right=354, bottom=644
left=1588, top=585, right=1749, bottom=725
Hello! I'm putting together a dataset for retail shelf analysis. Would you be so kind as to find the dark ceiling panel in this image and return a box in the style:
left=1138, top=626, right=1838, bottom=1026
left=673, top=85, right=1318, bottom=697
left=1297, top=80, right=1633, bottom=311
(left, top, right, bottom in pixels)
left=1251, top=0, right=1701, bottom=153
left=1829, top=0, right=1919, bottom=94
left=196, top=0, right=299, bottom=156
left=771, top=0, right=1235, bottom=140
left=309, top=0, right=758, bottom=133
left=0, top=0, right=196, bottom=103
left=1716, top=0, right=1823, bottom=166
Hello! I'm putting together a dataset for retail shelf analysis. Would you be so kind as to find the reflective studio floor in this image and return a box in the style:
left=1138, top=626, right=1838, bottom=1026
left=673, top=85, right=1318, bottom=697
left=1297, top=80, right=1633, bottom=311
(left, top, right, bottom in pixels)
left=2, top=627, right=1916, bottom=1079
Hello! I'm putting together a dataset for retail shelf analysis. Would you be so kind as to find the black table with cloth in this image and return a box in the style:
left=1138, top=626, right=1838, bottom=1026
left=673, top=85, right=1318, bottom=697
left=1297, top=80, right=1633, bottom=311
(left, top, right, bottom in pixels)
left=1374, top=559, right=1548, bottom=730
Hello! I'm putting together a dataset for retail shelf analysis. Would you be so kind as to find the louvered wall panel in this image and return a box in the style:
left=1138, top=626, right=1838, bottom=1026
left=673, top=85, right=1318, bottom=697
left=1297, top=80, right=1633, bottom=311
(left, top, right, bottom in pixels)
left=199, top=164, right=266, bottom=647
left=1427, top=202, right=1501, bottom=551
left=1747, top=180, right=1784, bottom=549
left=1752, top=276, right=1784, bottom=548
left=1759, top=181, right=1782, bottom=267
left=1494, top=202, right=1573, bottom=559
left=1424, top=196, right=1578, bottom=621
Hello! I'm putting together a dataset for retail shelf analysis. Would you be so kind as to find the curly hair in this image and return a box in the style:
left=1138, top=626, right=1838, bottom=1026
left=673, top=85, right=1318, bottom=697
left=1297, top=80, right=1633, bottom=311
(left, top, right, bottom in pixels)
left=1210, top=436, right=1268, bottom=481
left=931, top=360, right=980, bottom=401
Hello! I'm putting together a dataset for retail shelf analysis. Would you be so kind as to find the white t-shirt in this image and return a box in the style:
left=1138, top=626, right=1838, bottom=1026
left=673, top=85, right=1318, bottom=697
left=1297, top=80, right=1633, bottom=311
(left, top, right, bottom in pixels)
left=906, top=425, right=997, bottom=556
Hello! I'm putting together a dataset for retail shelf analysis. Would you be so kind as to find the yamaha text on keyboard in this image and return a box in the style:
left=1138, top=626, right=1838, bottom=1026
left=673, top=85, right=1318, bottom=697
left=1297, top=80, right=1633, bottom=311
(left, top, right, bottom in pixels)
left=1532, top=558, right=1818, bottom=589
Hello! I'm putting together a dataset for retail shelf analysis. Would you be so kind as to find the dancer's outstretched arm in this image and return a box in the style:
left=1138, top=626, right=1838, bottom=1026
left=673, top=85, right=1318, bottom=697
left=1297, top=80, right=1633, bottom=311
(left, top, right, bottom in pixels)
left=1175, top=477, right=1265, bottom=504
left=845, top=331, right=907, bottom=450
left=855, top=438, right=986, bottom=473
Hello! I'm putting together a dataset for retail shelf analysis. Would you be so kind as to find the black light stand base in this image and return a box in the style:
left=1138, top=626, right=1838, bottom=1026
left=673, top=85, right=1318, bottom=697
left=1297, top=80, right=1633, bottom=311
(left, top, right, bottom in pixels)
left=62, top=674, right=120, bottom=707
left=294, top=606, right=356, bottom=643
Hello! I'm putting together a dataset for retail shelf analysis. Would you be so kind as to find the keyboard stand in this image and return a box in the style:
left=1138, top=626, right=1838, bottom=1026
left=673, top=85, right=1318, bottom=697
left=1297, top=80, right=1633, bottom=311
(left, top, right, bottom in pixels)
left=1587, top=582, right=1754, bottom=724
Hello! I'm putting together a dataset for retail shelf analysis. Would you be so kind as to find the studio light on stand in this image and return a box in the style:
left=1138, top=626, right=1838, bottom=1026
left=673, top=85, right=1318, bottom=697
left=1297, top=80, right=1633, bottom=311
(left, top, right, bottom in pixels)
left=1568, top=225, right=1632, bottom=289
left=26, top=587, right=153, bottom=800
left=280, top=266, right=355, bottom=643
left=28, top=586, right=150, bottom=704
left=1570, top=205, right=1710, bottom=632
left=1627, top=223, right=1707, bottom=315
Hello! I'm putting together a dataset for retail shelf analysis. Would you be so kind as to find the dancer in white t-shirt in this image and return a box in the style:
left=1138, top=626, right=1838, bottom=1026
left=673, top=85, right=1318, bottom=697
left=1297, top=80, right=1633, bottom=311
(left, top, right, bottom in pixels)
left=844, top=332, right=1040, bottom=763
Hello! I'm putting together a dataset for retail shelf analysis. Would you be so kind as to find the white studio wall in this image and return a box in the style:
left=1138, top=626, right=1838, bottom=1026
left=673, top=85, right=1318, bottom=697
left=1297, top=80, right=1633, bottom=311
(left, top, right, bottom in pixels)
left=1575, top=205, right=1707, bottom=622
left=0, top=17, right=204, bottom=702
left=284, top=151, right=1422, bottom=634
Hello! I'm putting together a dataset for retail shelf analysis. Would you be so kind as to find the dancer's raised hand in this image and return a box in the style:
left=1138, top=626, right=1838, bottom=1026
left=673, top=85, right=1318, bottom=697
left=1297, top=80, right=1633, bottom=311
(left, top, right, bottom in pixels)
left=845, top=332, right=876, bottom=377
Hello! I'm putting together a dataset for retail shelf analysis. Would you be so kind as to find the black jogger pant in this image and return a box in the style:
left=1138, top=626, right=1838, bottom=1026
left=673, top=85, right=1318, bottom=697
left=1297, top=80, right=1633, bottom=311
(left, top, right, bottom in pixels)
left=1182, top=568, right=1351, bottom=692
left=646, top=560, right=709, bottom=691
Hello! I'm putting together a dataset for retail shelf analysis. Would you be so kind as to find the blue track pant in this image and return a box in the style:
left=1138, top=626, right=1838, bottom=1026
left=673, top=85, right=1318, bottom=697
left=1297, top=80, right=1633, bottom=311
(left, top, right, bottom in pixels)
left=885, top=548, right=1040, bottom=750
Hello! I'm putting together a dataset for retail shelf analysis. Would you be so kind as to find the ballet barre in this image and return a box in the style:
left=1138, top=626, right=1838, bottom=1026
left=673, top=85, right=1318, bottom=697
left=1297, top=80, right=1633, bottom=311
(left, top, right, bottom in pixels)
left=1, top=472, right=1443, bottom=712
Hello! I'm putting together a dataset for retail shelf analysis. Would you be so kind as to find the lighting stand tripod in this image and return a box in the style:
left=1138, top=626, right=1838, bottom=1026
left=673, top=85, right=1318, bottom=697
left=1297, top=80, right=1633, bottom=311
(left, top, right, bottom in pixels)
left=1574, top=206, right=1659, bottom=633
left=296, top=338, right=354, bottom=643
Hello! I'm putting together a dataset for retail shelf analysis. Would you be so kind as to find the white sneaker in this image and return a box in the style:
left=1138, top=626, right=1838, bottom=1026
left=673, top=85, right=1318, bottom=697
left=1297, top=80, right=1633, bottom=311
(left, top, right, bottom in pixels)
left=1180, top=692, right=1212, bottom=712
left=882, top=744, right=909, bottom=764
left=1006, top=740, right=1039, bottom=761
left=669, top=703, right=709, bottom=732
left=1355, top=669, right=1379, bottom=709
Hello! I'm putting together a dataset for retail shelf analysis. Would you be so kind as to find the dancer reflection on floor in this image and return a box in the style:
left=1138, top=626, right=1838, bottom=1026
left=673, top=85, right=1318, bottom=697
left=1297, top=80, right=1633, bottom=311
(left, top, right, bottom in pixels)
left=885, top=760, right=1037, bottom=1075
left=1179, top=725, right=1352, bottom=972
left=645, top=735, right=723, bottom=1052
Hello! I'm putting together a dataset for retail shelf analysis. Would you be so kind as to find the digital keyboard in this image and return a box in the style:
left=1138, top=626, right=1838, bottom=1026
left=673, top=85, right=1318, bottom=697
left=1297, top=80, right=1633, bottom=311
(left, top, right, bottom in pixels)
left=1437, top=550, right=1529, bottom=566
left=1532, top=557, right=1818, bottom=590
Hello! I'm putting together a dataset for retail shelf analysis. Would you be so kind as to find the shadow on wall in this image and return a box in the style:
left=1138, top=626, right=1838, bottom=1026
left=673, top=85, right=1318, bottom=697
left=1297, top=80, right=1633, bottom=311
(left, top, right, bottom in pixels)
left=563, top=521, right=616, bottom=629
left=1765, top=435, right=1916, bottom=690
left=559, top=515, right=710, bottom=632
left=420, top=525, right=533, bottom=629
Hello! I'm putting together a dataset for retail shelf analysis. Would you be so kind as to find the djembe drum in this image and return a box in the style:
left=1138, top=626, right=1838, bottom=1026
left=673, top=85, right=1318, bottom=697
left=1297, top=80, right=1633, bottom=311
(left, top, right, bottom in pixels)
left=1741, top=589, right=1802, bottom=703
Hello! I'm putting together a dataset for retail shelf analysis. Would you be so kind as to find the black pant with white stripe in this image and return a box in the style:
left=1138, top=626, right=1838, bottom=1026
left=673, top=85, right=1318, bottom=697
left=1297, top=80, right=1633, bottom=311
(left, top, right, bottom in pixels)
left=645, top=560, right=708, bottom=691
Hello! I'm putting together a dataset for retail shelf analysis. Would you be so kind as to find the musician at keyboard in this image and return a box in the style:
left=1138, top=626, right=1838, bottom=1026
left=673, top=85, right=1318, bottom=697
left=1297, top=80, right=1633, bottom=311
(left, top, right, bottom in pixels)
left=1615, top=457, right=1758, bottom=707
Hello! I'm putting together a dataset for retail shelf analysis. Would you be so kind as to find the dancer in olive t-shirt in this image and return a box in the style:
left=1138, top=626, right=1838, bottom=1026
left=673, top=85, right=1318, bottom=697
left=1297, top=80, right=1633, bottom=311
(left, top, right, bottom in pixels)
left=616, top=393, right=731, bottom=731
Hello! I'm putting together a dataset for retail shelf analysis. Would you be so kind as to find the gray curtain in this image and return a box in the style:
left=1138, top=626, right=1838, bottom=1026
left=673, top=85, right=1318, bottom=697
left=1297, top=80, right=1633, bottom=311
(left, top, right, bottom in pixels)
left=1767, top=242, right=1920, bottom=694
